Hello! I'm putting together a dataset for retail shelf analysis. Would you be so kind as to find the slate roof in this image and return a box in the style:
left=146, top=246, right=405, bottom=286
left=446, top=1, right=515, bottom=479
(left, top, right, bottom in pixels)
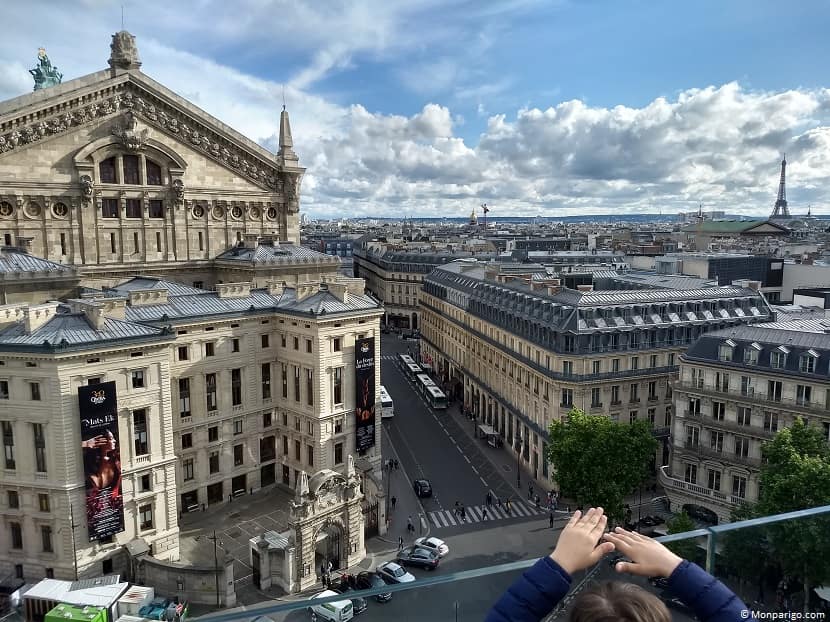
left=215, top=243, right=340, bottom=265
left=0, top=310, right=168, bottom=350
left=110, top=277, right=208, bottom=296
left=680, top=220, right=787, bottom=233
left=685, top=320, right=830, bottom=378
left=592, top=270, right=719, bottom=291
left=0, top=248, right=75, bottom=275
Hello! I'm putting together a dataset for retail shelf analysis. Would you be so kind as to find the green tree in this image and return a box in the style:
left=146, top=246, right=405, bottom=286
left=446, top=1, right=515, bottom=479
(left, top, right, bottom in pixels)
left=721, top=503, right=768, bottom=595
left=665, top=512, right=700, bottom=562
left=757, top=418, right=830, bottom=614
left=547, top=408, right=657, bottom=521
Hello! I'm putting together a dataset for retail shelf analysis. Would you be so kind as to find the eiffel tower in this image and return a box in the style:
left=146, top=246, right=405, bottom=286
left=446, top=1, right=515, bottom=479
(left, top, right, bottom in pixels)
left=770, top=156, right=791, bottom=219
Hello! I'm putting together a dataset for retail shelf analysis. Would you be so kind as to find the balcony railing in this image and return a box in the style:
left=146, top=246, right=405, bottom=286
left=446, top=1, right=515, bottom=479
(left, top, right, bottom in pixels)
left=658, top=464, right=739, bottom=507
left=187, top=504, right=830, bottom=622
left=674, top=382, right=822, bottom=415
left=679, top=441, right=762, bottom=468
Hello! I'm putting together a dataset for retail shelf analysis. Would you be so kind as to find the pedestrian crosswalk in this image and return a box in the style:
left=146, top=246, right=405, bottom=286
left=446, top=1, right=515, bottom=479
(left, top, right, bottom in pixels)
left=428, top=501, right=553, bottom=529
left=380, top=355, right=399, bottom=361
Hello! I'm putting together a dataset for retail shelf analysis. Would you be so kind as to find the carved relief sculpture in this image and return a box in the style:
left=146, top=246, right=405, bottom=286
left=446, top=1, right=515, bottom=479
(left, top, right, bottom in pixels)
left=109, top=31, right=142, bottom=71
left=112, top=111, right=149, bottom=151
left=80, top=175, right=94, bottom=205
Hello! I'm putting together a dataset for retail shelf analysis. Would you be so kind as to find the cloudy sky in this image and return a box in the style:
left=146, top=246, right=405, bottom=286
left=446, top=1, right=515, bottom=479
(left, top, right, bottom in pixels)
left=2, top=0, right=830, bottom=219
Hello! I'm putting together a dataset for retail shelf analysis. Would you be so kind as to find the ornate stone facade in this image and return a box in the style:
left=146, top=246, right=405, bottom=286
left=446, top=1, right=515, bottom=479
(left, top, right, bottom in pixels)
left=0, top=31, right=305, bottom=287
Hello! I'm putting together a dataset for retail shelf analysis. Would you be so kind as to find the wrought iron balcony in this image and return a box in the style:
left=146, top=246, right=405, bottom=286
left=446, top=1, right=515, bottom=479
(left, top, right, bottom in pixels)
left=658, top=465, right=744, bottom=507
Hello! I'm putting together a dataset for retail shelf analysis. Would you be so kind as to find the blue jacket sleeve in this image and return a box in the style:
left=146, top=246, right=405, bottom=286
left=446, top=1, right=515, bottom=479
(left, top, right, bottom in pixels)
left=667, top=560, right=754, bottom=622
left=485, top=556, right=572, bottom=622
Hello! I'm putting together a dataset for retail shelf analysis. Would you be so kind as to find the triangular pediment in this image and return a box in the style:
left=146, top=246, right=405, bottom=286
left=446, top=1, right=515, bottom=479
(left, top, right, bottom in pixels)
left=0, top=70, right=304, bottom=192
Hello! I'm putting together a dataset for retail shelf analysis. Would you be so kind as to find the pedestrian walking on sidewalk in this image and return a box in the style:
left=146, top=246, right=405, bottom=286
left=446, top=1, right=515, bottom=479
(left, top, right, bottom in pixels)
left=453, top=500, right=460, bottom=517
left=460, top=504, right=467, bottom=521
left=534, top=494, right=540, bottom=510
left=505, top=498, right=511, bottom=514
left=391, top=496, right=397, bottom=510
left=528, top=484, right=533, bottom=500
left=483, top=507, right=488, bottom=520
left=407, top=515, right=414, bottom=534
left=394, top=459, right=399, bottom=470
left=496, top=496, right=502, bottom=509
left=398, top=536, right=403, bottom=551
left=549, top=511, right=554, bottom=528
left=486, top=491, right=492, bottom=507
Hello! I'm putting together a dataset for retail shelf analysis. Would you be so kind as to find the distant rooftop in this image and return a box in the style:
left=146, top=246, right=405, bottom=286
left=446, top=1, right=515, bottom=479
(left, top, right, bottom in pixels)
left=0, top=246, right=75, bottom=275
left=215, top=241, right=340, bottom=265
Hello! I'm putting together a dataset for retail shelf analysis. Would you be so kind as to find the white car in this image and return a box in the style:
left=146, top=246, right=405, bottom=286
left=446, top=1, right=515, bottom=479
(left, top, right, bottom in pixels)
left=376, top=561, right=415, bottom=584
left=414, top=536, right=449, bottom=557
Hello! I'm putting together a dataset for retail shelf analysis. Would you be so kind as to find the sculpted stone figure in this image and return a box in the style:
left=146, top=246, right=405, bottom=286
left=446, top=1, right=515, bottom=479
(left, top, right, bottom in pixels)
left=80, top=175, right=94, bottom=202
left=109, top=31, right=142, bottom=71
left=30, top=48, right=62, bottom=91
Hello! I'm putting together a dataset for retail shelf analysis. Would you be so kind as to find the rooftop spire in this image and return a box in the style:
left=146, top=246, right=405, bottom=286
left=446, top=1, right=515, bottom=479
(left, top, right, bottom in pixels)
left=278, top=106, right=298, bottom=166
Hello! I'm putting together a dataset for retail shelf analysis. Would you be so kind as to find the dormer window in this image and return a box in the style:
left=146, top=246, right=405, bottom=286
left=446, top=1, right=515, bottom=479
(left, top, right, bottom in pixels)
left=718, top=340, right=735, bottom=362
left=770, top=347, right=789, bottom=369
left=800, top=350, right=818, bottom=373
left=743, top=342, right=761, bottom=365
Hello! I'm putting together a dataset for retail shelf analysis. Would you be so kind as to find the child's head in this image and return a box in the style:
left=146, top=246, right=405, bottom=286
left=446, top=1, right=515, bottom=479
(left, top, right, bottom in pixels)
left=570, top=582, right=671, bottom=622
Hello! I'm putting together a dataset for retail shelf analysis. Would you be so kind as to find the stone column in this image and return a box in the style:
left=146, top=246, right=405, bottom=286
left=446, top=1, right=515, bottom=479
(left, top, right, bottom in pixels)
left=255, top=538, right=271, bottom=590
left=223, top=553, right=236, bottom=607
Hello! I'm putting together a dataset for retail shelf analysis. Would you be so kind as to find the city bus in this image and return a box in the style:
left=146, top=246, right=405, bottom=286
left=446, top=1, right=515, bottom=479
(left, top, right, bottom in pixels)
left=404, top=362, right=423, bottom=380
left=415, top=373, right=437, bottom=395
left=380, top=385, right=394, bottom=419
left=399, top=353, right=416, bottom=367
left=425, top=386, right=448, bottom=410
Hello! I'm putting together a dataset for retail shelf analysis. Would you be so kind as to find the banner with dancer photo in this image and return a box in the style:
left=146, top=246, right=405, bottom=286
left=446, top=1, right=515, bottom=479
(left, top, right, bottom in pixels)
left=354, top=337, right=376, bottom=453
left=78, top=382, right=125, bottom=541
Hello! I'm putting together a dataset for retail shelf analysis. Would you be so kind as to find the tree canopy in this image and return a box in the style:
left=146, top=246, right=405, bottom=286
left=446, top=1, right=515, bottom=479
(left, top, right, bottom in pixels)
left=666, top=511, right=700, bottom=562
left=546, top=408, right=657, bottom=521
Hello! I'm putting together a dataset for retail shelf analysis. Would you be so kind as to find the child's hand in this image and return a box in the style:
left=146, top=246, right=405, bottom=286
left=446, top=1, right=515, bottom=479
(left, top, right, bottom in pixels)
left=603, top=527, right=684, bottom=578
left=549, top=508, right=615, bottom=575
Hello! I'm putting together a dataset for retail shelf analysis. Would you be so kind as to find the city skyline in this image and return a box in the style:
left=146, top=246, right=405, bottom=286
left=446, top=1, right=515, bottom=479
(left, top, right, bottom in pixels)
left=2, top=1, right=830, bottom=218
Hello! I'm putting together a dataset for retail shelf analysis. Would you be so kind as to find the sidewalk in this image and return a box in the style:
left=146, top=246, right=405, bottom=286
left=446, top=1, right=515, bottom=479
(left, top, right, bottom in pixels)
left=367, top=425, right=431, bottom=554
left=442, top=401, right=665, bottom=514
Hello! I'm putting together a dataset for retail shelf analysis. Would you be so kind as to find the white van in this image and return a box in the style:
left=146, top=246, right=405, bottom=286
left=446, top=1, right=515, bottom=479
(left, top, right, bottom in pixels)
left=308, top=590, right=354, bottom=622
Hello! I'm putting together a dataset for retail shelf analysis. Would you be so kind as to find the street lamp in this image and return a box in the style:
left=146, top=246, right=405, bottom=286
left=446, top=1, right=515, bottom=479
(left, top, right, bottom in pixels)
left=207, top=530, right=223, bottom=607
left=516, top=433, right=523, bottom=488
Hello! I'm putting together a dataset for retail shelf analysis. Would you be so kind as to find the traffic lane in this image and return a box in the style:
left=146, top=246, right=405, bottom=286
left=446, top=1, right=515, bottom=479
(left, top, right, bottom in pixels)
left=381, top=358, right=490, bottom=510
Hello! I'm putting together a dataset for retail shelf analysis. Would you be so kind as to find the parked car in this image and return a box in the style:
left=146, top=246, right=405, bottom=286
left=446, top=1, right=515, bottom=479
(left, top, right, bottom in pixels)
left=355, top=572, right=392, bottom=602
left=396, top=545, right=440, bottom=570
left=413, top=479, right=432, bottom=498
left=414, top=536, right=449, bottom=557
left=308, top=590, right=354, bottom=622
left=376, top=561, right=416, bottom=584
left=332, top=585, right=368, bottom=615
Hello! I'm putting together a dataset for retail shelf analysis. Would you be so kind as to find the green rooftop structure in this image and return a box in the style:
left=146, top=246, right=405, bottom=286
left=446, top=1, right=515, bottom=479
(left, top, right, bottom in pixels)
left=45, top=604, right=107, bottom=622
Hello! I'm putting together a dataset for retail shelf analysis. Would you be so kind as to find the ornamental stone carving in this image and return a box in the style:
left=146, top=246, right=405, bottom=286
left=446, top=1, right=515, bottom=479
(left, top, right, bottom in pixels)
left=112, top=111, right=149, bottom=152
left=109, top=31, right=142, bottom=71
left=80, top=175, right=94, bottom=204
left=172, top=179, right=184, bottom=206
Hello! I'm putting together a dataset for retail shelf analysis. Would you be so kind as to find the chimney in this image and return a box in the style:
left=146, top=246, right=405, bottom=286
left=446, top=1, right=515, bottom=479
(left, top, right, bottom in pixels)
left=24, top=303, right=60, bottom=333
left=216, top=282, right=252, bottom=298
left=577, top=284, right=594, bottom=292
left=267, top=281, right=285, bottom=297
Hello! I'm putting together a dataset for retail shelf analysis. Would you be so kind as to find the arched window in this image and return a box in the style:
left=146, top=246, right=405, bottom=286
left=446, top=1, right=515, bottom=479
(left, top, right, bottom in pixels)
left=146, top=160, right=162, bottom=185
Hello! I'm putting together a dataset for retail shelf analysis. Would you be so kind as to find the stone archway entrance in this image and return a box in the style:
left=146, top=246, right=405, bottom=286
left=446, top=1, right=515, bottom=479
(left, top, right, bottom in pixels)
left=316, top=521, right=343, bottom=571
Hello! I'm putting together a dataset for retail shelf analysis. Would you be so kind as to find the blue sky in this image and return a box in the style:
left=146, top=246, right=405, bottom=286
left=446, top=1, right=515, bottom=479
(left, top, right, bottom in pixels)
left=2, top=0, right=830, bottom=218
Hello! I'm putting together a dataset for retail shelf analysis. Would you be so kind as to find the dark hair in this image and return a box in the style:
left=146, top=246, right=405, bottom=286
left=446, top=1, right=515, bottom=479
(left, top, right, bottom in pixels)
left=570, top=582, right=671, bottom=622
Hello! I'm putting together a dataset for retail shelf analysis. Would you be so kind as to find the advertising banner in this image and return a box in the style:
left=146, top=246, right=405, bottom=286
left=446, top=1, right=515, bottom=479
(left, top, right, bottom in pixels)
left=78, top=381, right=125, bottom=541
left=354, top=337, right=376, bottom=453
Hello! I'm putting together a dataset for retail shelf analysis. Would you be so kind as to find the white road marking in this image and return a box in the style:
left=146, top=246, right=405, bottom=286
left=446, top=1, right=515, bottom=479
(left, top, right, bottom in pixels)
left=479, top=476, right=488, bottom=486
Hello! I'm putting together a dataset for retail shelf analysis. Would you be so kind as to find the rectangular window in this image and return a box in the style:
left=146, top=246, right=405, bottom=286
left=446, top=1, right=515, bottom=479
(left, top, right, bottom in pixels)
left=647, top=407, right=656, bottom=425
left=737, top=406, right=751, bottom=426
left=260, top=436, right=276, bottom=462
left=133, top=409, right=148, bottom=456
left=10, top=522, right=22, bottom=549
left=123, top=154, right=140, bottom=184
left=649, top=354, right=658, bottom=369
left=743, top=348, right=758, bottom=365
left=796, top=384, right=812, bottom=406
left=293, top=336, right=299, bottom=350
left=648, top=381, right=657, bottom=399
left=133, top=231, right=139, bottom=252
left=282, top=435, right=288, bottom=455
left=334, top=442, right=343, bottom=465
left=710, top=431, right=724, bottom=453
left=146, top=160, right=162, bottom=185
left=712, top=401, right=725, bottom=421
left=592, top=360, right=601, bottom=375
left=735, top=436, right=749, bottom=458
left=334, top=418, right=343, bottom=434
left=177, top=346, right=189, bottom=361
left=282, top=364, right=288, bottom=398
left=764, top=412, right=779, bottom=433
left=561, top=388, right=573, bottom=407
left=770, top=350, right=786, bottom=369
left=232, top=338, right=240, bottom=353
left=131, top=370, right=145, bottom=389
left=715, top=372, right=729, bottom=392
left=732, top=475, right=747, bottom=499
left=685, top=425, right=700, bottom=447
left=205, top=342, right=215, bottom=357
left=591, top=387, right=601, bottom=407
left=209, top=451, right=219, bottom=474
left=668, top=353, right=675, bottom=366
left=707, top=469, right=721, bottom=491
left=37, top=527, right=53, bottom=558
left=231, top=368, right=242, bottom=406
left=33, top=423, right=46, bottom=472
left=294, top=366, right=301, bottom=402
left=208, top=425, right=218, bottom=442
left=629, top=410, right=638, bottom=423
left=718, top=344, right=733, bottom=362
left=155, top=231, right=161, bottom=251
left=2, top=421, right=15, bottom=469
left=234, top=419, right=243, bottom=435
left=198, top=231, right=204, bottom=251
left=234, top=444, right=244, bottom=466
left=294, top=439, right=301, bottom=461
left=60, top=233, right=66, bottom=255
left=179, top=377, right=191, bottom=417
left=8, top=491, right=19, bottom=509
left=263, top=411, right=272, bottom=427
left=181, top=432, right=193, bottom=449
left=630, top=356, right=639, bottom=371
left=333, top=338, right=342, bottom=352
left=139, top=504, right=153, bottom=530
left=125, top=198, right=142, bottom=218
left=261, top=363, right=271, bottom=399
left=261, top=334, right=269, bottom=348
left=140, top=474, right=152, bottom=491
left=38, top=494, right=50, bottom=512
left=110, top=232, right=117, bottom=253
left=306, top=369, right=314, bottom=406
left=611, top=385, right=620, bottom=404
left=740, top=376, right=752, bottom=396
left=0, top=380, right=7, bottom=399
left=149, top=200, right=164, bottom=218
left=307, top=445, right=314, bottom=467
left=629, top=383, right=639, bottom=402
left=99, top=157, right=117, bottom=183
left=183, top=458, right=194, bottom=481
left=281, top=334, right=286, bottom=348
left=562, top=361, right=573, bottom=376
left=30, top=382, right=41, bottom=401
left=333, top=367, right=343, bottom=404
left=206, top=373, right=217, bottom=411
left=306, top=339, right=312, bottom=353
left=611, top=359, right=620, bottom=373
left=767, top=380, right=782, bottom=402
left=684, top=463, right=697, bottom=484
